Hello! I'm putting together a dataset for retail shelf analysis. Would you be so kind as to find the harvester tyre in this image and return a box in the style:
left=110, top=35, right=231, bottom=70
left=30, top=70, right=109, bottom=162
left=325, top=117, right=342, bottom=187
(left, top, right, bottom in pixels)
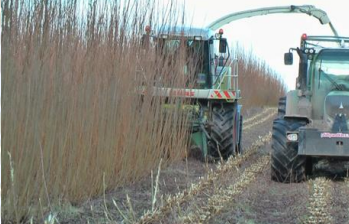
left=209, top=105, right=236, bottom=160
left=277, top=96, right=286, bottom=118
left=271, top=118, right=307, bottom=183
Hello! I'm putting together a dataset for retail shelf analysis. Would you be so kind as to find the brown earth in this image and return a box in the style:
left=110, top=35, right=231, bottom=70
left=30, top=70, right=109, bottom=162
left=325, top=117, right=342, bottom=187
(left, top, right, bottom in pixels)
left=58, top=107, right=349, bottom=224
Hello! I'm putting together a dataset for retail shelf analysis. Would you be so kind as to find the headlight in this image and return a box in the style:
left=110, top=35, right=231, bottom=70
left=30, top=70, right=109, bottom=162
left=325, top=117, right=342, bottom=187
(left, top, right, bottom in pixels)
left=286, top=133, right=298, bottom=142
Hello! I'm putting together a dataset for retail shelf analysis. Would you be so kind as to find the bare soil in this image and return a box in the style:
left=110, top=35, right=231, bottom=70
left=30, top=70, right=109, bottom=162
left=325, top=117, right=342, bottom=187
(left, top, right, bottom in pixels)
left=58, top=107, right=349, bottom=224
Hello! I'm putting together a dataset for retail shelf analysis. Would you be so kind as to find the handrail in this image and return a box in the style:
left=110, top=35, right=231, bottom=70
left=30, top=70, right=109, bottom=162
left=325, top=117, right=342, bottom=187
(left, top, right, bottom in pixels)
left=216, top=59, right=239, bottom=91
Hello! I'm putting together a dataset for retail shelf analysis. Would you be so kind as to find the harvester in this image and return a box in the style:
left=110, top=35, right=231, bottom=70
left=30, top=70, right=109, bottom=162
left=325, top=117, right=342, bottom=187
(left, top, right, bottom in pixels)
left=142, top=5, right=338, bottom=161
left=142, top=26, right=242, bottom=160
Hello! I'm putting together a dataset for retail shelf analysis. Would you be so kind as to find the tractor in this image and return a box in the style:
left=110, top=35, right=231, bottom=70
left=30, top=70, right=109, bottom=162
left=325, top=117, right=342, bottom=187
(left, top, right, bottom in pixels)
left=271, top=35, right=349, bottom=182
left=141, top=5, right=338, bottom=161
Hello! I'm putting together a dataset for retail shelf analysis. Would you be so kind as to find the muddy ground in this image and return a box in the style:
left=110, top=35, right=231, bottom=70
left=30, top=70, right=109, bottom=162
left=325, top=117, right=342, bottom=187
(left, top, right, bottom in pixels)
left=58, top=107, right=349, bottom=224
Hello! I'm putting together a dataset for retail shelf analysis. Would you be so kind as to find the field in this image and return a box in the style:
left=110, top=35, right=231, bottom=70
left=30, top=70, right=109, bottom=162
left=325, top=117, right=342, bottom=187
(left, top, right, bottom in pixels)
left=2, top=0, right=349, bottom=223
left=50, top=107, right=348, bottom=224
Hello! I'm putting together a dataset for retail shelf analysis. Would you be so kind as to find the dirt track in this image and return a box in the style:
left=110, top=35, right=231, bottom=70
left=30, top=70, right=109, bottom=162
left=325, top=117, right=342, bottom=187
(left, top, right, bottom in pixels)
left=59, top=107, right=349, bottom=224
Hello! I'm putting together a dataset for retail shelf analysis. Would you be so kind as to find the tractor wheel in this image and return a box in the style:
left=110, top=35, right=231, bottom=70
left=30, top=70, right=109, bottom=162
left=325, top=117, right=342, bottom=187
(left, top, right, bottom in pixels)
left=271, top=118, right=307, bottom=183
left=277, top=96, right=286, bottom=118
left=209, top=104, right=237, bottom=160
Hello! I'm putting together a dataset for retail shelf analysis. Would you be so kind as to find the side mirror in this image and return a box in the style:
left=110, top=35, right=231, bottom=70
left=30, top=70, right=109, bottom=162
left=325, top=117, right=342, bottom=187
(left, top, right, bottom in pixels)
left=284, top=52, right=293, bottom=65
left=219, top=38, right=227, bottom=53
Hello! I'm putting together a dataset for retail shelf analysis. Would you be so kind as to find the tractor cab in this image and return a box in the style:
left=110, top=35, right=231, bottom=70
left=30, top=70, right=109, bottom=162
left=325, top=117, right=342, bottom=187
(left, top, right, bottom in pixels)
left=301, top=35, right=349, bottom=95
left=284, top=35, right=349, bottom=126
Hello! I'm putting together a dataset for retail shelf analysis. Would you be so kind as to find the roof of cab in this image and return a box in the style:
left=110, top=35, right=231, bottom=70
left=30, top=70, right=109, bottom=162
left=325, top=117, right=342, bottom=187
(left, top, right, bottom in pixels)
left=156, top=26, right=214, bottom=40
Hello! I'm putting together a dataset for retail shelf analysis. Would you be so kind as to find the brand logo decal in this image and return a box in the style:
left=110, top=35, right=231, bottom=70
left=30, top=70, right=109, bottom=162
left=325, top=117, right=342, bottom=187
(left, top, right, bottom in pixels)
left=321, top=132, right=349, bottom=138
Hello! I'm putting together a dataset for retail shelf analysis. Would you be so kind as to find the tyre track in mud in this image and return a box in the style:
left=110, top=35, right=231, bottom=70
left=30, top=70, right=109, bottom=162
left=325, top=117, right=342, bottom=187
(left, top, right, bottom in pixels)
left=213, top=150, right=309, bottom=224
left=304, top=177, right=349, bottom=224
left=211, top=159, right=349, bottom=223
left=329, top=177, right=349, bottom=224
left=178, top=155, right=270, bottom=223
left=138, top=108, right=275, bottom=223
left=243, top=108, right=277, bottom=131
left=138, top=135, right=272, bottom=224
left=243, top=107, right=276, bottom=125
left=304, top=178, right=333, bottom=224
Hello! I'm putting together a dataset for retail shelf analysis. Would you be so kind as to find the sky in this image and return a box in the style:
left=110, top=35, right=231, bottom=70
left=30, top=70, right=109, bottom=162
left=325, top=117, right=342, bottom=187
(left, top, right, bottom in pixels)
left=182, top=0, right=349, bottom=90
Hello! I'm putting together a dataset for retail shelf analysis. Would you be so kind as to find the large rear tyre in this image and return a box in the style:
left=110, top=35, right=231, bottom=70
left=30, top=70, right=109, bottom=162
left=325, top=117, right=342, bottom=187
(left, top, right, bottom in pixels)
left=271, top=118, right=307, bottom=183
left=208, top=104, right=237, bottom=160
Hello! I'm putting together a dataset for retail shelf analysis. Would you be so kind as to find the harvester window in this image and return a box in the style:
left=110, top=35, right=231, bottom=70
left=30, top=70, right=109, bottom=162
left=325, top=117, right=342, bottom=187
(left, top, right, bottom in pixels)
left=154, top=37, right=210, bottom=88
left=185, top=40, right=210, bottom=88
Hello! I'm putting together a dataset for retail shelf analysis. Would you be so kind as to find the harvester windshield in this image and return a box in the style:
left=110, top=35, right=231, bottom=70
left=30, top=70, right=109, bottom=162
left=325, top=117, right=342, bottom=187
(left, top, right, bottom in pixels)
left=159, top=38, right=208, bottom=79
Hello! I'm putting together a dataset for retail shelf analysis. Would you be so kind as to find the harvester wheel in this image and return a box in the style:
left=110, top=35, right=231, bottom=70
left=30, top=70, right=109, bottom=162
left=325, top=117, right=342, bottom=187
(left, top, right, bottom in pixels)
left=277, top=96, right=286, bottom=118
left=209, top=104, right=237, bottom=159
left=271, top=118, right=307, bottom=183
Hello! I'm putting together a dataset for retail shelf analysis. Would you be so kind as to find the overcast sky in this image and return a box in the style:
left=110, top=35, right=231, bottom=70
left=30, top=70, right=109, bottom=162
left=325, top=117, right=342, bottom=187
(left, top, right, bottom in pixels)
left=182, top=0, right=349, bottom=90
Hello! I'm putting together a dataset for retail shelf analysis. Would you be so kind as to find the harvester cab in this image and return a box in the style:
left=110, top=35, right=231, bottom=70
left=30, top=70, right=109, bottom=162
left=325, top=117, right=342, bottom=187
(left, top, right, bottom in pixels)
left=142, top=27, right=234, bottom=91
left=271, top=35, right=349, bottom=182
